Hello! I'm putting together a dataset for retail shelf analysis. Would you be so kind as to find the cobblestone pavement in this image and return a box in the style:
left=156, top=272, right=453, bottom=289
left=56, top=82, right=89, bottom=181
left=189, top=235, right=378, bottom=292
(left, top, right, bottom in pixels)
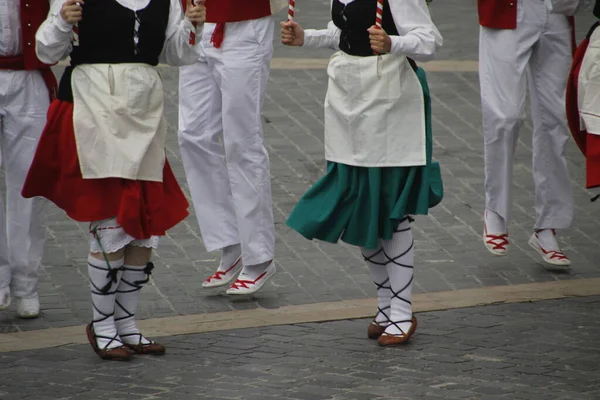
left=1, top=1, right=600, bottom=332
left=1, top=296, right=599, bottom=400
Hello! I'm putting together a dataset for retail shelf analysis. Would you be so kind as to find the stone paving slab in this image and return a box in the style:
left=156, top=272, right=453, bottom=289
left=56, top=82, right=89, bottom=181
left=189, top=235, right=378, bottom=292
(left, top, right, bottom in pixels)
left=1, top=296, right=599, bottom=400
left=1, top=1, right=600, bottom=332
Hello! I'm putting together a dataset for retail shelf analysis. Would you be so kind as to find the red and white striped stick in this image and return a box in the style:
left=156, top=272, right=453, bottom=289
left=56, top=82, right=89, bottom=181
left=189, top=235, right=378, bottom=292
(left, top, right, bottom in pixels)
left=373, top=0, right=383, bottom=54
left=375, top=0, right=383, bottom=29
left=288, top=0, right=296, bottom=21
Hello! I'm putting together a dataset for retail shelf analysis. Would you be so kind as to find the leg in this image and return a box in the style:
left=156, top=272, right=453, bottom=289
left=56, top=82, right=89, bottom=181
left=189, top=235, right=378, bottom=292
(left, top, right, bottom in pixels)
left=378, top=217, right=417, bottom=346
left=3, top=71, right=49, bottom=317
left=361, top=242, right=392, bottom=339
left=178, top=60, right=243, bottom=287
left=113, top=244, right=165, bottom=355
left=86, top=218, right=138, bottom=361
left=479, top=11, right=538, bottom=253
left=0, top=111, right=10, bottom=309
left=206, top=17, right=276, bottom=294
left=527, top=10, right=573, bottom=266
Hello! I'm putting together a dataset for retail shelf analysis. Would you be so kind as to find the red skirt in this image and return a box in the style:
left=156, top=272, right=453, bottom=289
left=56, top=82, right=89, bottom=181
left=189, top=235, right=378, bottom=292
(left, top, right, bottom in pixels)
left=22, top=100, right=189, bottom=239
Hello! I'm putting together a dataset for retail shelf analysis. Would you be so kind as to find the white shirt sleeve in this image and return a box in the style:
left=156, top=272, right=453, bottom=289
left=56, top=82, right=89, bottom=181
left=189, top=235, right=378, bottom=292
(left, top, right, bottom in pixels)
left=303, top=21, right=341, bottom=50
left=160, top=0, right=203, bottom=66
left=35, top=0, right=74, bottom=65
left=388, top=0, right=442, bottom=61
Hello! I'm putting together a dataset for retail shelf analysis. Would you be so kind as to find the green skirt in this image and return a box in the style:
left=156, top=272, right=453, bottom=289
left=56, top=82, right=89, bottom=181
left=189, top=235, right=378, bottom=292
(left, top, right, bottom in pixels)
left=286, top=67, right=443, bottom=250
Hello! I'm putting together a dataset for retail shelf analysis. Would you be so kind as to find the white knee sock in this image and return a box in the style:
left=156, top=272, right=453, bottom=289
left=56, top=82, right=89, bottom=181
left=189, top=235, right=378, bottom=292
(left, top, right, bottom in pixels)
left=88, top=256, right=124, bottom=350
left=383, top=218, right=415, bottom=336
left=362, top=245, right=391, bottom=326
left=115, top=263, right=154, bottom=345
left=218, top=244, right=242, bottom=272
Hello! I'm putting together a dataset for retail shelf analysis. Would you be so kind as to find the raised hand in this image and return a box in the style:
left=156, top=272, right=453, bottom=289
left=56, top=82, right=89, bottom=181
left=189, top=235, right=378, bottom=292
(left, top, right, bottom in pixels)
left=367, top=25, right=392, bottom=54
left=60, top=0, right=84, bottom=25
left=280, top=20, right=304, bottom=46
left=186, top=0, right=206, bottom=26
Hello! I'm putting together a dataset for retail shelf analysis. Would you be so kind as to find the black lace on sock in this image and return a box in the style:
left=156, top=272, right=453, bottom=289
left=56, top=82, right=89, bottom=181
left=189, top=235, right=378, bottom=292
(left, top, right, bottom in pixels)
left=115, top=262, right=155, bottom=345
left=373, top=277, right=391, bottom=326
left=393, top=216, right=414, bottom=233
left=88, top=261, right=124, bottom=351
left=387, top=275, right=414, bottom=336
left=88, top=225, right=126, bottom=350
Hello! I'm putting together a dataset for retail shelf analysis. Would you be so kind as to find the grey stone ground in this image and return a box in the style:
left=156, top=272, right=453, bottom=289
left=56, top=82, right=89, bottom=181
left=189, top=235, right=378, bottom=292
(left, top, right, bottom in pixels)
left=0, top=1, right=598, bottom=334
left=2, top=296, right=600, bottom=400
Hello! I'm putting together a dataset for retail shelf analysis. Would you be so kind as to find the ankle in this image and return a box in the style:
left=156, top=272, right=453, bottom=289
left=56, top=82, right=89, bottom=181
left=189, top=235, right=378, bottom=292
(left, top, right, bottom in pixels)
left=219, top=244, right=242, bottom=271
left=485, top=209, right=507, bottom=233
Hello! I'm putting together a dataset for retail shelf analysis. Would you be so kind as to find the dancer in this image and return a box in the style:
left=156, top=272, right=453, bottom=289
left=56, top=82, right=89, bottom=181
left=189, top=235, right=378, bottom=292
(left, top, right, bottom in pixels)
left=178, top=0, right=287, bottom=295
left=22, top=0, right=205, bottom=361
left=478, top=0, right=574, bottom=266
left=281, top=0, right=443, bottom=346
left=560, top=1, right=600, bottom=189
left=0, top=0, right=57, bottom=319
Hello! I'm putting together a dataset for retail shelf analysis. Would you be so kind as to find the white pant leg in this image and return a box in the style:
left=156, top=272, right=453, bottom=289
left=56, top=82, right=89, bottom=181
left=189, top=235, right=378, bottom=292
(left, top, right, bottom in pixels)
left=527, top=7, right=574, bottom=230
left=203, top=17, right=275, bottom=266
left=178, top=59, right=240, bottom=252
left=0, top=108, right=9, bottom=290
left=479, top=1, right=541, bottom=223
left=0, top=70, right=48, bottom=298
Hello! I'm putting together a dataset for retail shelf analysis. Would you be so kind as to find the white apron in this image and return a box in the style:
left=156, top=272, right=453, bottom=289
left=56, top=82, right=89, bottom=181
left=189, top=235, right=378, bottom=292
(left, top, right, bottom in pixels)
left=72, top=63, right=167, bottom=182
left=324, top=51, right=426, bottom=167
left=578, top=26, right=600, bottom=136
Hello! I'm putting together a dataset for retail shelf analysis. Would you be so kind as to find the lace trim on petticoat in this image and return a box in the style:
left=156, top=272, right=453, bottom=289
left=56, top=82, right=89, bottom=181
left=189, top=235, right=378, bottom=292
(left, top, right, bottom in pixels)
left=89, top=218, right=160, bottom=254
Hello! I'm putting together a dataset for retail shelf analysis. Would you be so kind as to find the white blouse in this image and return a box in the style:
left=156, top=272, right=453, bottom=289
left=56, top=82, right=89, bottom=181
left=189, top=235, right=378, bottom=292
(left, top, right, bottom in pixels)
left=36, top=0, right=202, bottom=66
left=303, top=0, right=442, bottom=62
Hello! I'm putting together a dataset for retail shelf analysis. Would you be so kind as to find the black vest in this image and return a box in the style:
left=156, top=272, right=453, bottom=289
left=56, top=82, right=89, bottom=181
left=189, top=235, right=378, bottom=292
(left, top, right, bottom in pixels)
left=59, top=0, right=170, bottom=101
left=332, top=0, right=399, bottom=57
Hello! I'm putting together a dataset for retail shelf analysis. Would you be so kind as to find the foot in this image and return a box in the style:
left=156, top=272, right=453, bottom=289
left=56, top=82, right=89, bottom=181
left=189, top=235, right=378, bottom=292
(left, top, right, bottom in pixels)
left=0, top=286, right=10, bottom=310
left=203, top=244, right=243, bottom=288
left=528, top=230, right=571, bottom=267
left=226, top=261, right=276, bottom=295
left=121, top=333, right=166, bottom=355
left=378, top=316, right=418, bottom=346
left=368, top=304, right=391, bottom=340
left=86, top=323, right=132, bottom=361
left=368, top=322, right=388, bottom=340
left=202, top=256, right=243, bottom=288
left=16, top=296, right=39, bottom=319
left=483, top=210, right=509, bottom=256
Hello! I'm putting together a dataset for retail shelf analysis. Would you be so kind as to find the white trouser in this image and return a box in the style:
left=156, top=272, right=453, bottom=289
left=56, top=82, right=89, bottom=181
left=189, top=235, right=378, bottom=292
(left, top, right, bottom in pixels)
left=479, top=0, right=574, bottom=229
left=178, top=17, right=275, bottom=266
left=0, top=70, right=48, bottom=298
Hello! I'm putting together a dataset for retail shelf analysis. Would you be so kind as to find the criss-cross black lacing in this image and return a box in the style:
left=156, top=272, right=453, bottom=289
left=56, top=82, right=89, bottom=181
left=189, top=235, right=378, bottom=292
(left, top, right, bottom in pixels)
left=133, top=12, right=141, bottom=55
left=373, top=277, right=391, bottom=326
left=115, top=262, right=155, bottom=345
left=89, top=261, right=125, bottom=350
left=384, top=275, right=414, bottom=336
left=393, top=216, right=414, bottom=233
left=88, top=224, right=128, bottom=350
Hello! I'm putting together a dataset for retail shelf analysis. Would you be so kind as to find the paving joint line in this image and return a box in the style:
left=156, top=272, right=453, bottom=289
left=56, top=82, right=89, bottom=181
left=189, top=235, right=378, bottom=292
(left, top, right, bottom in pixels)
left=1, top=277, right=599, bottom=353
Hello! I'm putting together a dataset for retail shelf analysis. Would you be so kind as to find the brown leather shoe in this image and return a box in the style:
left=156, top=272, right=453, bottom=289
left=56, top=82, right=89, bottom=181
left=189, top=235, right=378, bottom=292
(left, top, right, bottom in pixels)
left=367, top=322, right=387, bottom=339
left=378, top=316, right=418, bottom=346
left=86, top=323, right=133, bottom=361
left=122, top=333, right=166, bottom=355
